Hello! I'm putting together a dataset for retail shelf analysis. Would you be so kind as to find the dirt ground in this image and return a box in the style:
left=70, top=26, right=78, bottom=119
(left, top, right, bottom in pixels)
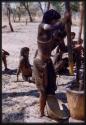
left=2, top=21, right=84, bottom=123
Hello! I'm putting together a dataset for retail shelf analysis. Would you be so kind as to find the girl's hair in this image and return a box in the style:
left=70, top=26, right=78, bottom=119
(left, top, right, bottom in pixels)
left=20, top=47, right=29, bottom=57
left=42, top=9, right=61, bottom=24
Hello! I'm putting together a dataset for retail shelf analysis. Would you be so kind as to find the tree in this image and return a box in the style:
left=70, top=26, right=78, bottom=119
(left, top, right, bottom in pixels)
left=71, top=2, right=79, bottom=12
left=51, top=1, right=63, bottom=12
left=44, top=2, right=51, bottom=12
left=6, top=3, right=14, bottom=32
left=17, top=6, right=21, bottom=22
left=12, top=8, right=16, bottom=22
left=21, top=2, right=33, bottom=22
left=38, top=1, right=51, bottom=14
left=78, top=2, right=84, bottom=42
left=38, top=2, right=44, bottom=14
left=77, top=2, right=84, bottom=90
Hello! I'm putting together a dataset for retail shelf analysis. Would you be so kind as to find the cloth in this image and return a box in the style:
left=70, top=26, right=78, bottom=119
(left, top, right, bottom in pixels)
left=33, top=58, right=57, bottom=95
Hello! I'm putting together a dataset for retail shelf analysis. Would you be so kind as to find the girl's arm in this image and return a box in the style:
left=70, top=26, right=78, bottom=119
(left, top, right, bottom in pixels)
left=40, top=22, right=60, bottom=30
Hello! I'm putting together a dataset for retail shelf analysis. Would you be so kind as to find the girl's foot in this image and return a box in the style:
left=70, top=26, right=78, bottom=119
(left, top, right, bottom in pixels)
left=40, top=113, right=45, bottom=117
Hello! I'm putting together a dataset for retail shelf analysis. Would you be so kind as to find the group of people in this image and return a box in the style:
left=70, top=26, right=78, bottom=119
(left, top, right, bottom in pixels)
left=2, top=9, right=84, bottom=118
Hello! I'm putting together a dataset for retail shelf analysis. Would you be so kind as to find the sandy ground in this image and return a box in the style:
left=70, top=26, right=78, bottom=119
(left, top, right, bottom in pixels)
left=2, top=21, right=84, bottom=123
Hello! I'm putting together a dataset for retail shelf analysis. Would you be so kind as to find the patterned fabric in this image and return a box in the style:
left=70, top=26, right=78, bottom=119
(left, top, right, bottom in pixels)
left=33, top=58, right=57, bottom=95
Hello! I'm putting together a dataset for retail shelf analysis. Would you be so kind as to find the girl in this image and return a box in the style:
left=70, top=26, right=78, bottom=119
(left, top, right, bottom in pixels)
left=33, top=9, right=67, bottom=117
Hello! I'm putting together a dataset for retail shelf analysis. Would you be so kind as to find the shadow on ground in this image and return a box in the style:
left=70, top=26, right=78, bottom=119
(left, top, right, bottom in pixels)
left=56, top=92, right=67, bottom=103
left=2, top=69, right=17, bottom=75
left=2, top=110, right=25, bottom=123
left=2, top=90, right=39, bottom=99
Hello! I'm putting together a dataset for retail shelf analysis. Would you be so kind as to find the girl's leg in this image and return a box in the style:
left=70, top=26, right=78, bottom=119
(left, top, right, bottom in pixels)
left=39, top=91, right=47, bottom=117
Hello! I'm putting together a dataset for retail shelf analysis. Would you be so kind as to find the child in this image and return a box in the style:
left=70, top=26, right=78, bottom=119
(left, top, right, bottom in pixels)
left=33, top=9, right=68, bottom=117
left=17, top=47, right=32, bottom=82
left=53, top=32, right=78, bottom=74
left=2, top=49, right=10, bottom=71
left=72, top=32, right=84, bottom=64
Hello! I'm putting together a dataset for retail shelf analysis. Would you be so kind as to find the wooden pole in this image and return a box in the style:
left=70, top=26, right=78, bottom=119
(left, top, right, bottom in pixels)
left=78, top=2, right=84, bottom=90
left=83, top=1, right=86, bottom=91
left=65, top=1, right=74, bottom=75
left=78, top=2, right=84, bottom=42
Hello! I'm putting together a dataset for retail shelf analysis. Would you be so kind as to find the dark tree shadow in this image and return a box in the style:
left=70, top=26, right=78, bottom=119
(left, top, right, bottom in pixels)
left=66, top=79, right=80, bottom=89
left=2, top=111, right=24, bottom=123
left=2, top=101, right=16, bottom=107
left=57, top=78, right=78, bottom=89
left=2, top=69, right=17, bottom=75
left=55, top=92, right=67, bottom=103
left=2, top=90, right=39, bottom=99
left=2, top=30, right=30, bottom=34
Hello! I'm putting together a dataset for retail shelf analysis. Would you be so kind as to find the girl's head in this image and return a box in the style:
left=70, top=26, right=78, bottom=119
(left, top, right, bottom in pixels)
left=20, top=47, right=29, bottom=57
left=42, top=9, right=61, bottom=24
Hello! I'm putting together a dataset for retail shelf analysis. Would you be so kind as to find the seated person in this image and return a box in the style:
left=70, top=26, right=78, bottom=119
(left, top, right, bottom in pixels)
left=73, top=38, right=84, bottom=83
left=17, top=47, right=32, bottom=82
left=2, top=49, right=10, bottom=71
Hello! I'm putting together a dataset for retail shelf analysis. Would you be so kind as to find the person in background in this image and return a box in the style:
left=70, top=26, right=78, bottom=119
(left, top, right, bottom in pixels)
left=2, top=49, right=10, bottom=71
left=17, top=47, right=32, bottom=82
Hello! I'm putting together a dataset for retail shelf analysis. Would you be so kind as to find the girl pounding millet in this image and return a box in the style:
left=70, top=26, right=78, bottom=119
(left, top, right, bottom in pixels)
left=33, top=9, right=68, bottom=117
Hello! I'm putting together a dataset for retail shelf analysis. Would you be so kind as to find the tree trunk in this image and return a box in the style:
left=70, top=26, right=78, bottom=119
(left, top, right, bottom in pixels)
left=18, top=13, right=21, bottom=22
left=27, top=8, right=33, bottom=22
left=39, top=2, right=44, bottom=14
left=13, top=10, right=16, bottom=22
left=17, top=7, right=21, bottom=22
left=46, top=1, right=50, bottom=11
left=13, top=14, right=16, bottom=22
left=43, top=2, right=51, bottom=12
left=78, top=2, right=84, bottom=91
left=65, top=1, right=74, bottom=75
left=7, top=7, right=14, bottom=32
left=12, top=8, right=17, bottom=22
left=82, top=1, right=85, bottom=91
left=22, top=3, right=33, bottom=22
left=78, top=2, right=84, bottom=42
